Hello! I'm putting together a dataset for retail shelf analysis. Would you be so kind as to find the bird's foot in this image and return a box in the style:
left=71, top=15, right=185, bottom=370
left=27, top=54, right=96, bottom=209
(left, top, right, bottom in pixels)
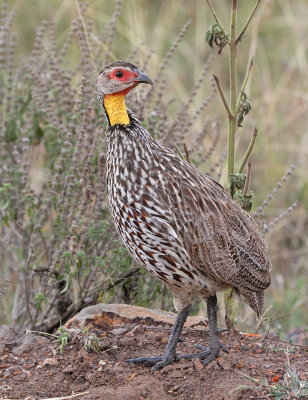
left=126, top=340, right=228, bottom=371
left=176, top=340, right=228, bottom=366
left=126, top=354, right=175, bottom=372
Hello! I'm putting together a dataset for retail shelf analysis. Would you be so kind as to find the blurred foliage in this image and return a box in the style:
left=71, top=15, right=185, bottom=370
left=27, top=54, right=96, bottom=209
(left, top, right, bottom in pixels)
left=0, top=0, right=307, bottom=339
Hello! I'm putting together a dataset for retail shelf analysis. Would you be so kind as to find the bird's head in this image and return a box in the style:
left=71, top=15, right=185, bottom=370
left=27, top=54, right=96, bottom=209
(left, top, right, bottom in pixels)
left=97, top=61, right=153, bottom=126
left=97, top=61, right=153, bottom=98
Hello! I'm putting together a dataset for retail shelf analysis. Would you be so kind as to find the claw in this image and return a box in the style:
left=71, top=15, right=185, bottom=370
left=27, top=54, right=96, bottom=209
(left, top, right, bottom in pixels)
left=220, top=342, right=229, bottom=353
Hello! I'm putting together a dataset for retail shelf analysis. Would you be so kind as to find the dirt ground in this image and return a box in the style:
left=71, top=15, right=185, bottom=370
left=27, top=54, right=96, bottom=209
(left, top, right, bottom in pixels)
left=0, top=304, right=307, bottom=400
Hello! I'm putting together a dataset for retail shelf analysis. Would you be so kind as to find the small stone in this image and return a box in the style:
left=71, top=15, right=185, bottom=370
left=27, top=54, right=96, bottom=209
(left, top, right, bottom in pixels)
left=169, top=385, right=180, bottom=393
left=235, top=361, right=244, bottom=368
left=42, top=358, right=59, bottom=367
left=110, top=328, right=128, bottom=336
left=13, top=369, right=21, bottom=376
left=192, top=358, right=204, bottom=371
left=217, top=358, right=232, bottom=371
left=63, top=365, right=76, bottom=374
left=85, top=372, right=95, bottom=383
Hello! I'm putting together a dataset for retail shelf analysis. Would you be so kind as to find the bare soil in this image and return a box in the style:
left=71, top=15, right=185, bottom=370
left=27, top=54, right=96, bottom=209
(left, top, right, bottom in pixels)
left=0, top=305, right=307, bottom=400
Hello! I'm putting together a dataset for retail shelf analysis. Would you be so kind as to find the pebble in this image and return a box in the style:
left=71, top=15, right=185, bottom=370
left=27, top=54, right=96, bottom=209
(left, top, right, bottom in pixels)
left=42, top=358, right=59, bottom=367
left=217, top=358, right=232, bottom=371
left=192, top=358, right=204, bottom=371
left=110, top=328, right=128, bottom=336
left=63, top=365, right=76, bottom=374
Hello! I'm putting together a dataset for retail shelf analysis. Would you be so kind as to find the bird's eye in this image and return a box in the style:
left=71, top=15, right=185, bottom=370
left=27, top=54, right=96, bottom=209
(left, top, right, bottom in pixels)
left=115, top=70, right=123, bottom=78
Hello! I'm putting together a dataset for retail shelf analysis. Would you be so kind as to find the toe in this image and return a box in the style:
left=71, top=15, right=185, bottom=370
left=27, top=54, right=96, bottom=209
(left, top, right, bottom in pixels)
left=126, top=356, right=164, bottom=365
left=194, top=343, right=210, bottom=352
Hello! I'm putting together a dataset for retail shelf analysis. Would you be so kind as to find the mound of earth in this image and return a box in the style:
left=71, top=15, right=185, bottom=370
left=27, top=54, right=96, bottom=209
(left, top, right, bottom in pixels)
left=0, top=304, right=307, bottom=400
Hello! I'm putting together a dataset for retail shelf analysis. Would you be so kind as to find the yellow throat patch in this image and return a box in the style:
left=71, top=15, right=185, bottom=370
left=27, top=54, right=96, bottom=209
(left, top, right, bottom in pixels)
left=103, top=94, right=130, bottom=126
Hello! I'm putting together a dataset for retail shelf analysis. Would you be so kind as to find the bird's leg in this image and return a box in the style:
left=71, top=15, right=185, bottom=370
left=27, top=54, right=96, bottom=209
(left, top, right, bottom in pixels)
left=176, top=294, right=228, bottom=364
left=126, top=304, right=191, bottom=372
left=201, top=294, right=229, bottom=365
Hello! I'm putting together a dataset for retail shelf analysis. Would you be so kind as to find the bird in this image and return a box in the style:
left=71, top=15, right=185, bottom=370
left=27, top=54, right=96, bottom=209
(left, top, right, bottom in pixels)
left=97, top=61, right=271, bottom=372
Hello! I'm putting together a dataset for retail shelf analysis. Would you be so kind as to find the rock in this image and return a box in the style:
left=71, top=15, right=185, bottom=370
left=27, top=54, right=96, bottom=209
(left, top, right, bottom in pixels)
left=0, top=326, right=16, bottom=343
left=42, top=358, right=59, bottom=367
left=239, top=344, right=249, bottom=351
left=65, top=303, right=207, bottom=332
left=63, top=365, right=77, bottom=374
left=0, top=325, right=49, bottom=356
left=110, top=328, right=128, bottom=336
left=12, top=334, right=49, bottom=356
left=217, top=357, right=232, bottom=371
left=192, top=358, right=204, bottom=371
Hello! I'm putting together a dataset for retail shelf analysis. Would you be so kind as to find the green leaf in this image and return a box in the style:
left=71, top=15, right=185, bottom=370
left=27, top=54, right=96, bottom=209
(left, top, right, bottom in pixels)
left=34, top=293, right=47, bottom=311
left=5, top=118, right=18, bottom=141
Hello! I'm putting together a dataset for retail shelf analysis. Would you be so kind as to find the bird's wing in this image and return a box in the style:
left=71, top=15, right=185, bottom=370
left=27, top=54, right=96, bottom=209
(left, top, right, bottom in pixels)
left=153, top=149, right=271, bottom=293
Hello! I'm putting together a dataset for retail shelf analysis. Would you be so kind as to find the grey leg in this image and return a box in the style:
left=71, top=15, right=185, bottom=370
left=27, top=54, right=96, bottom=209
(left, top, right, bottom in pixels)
left=126, top=304, right=191, bottom=372
left=126, top=295, right=228, bottom=371
left=202, top=294, right=228, bottom=366
left=176, top=294, right=228, bottom=364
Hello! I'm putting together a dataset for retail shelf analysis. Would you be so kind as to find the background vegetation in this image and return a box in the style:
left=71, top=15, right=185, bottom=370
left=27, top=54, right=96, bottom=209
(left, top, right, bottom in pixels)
left=0, top=0, right=307, bottom=340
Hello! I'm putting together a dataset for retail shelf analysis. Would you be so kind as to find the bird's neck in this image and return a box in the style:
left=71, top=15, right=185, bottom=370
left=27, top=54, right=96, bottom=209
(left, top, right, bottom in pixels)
left=103, top=94, right=130, bottom=126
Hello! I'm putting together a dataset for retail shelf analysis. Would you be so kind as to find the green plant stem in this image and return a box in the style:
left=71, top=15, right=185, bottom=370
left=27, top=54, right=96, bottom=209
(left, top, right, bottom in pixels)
left=236, top=0, right=262, bottom=45
left=213, top=75, right=232, bottom=117
left=238, top=127, right=258, bottom=173
left=236, top=57, right=254, bottom=114
left=243, top=161, right=251, bottom=194
left=205, top=0, right=228, bottom=38
left=228, top=0, right=237, bottom=181
left=224, top=0, right=238, bottom=332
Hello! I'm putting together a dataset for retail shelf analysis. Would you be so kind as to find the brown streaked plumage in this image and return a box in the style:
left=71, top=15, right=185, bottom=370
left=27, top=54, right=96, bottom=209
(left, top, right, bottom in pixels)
left=97, top=61, right=271, bottom=372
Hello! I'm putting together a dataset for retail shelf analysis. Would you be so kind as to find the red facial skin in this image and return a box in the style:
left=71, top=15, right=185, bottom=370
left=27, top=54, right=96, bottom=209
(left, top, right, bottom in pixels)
left=108, top=69, right=140, bottom=96
left=108, top=68, right=138, bottom=82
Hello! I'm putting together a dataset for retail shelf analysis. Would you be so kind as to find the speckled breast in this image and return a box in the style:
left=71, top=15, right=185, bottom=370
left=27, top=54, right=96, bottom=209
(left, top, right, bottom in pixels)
left=105, top=124, right=209, bottom=294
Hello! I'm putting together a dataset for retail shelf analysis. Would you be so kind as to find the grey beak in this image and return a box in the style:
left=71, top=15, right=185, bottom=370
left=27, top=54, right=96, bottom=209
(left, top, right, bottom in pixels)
left=132, top=69, right=153, bottom=85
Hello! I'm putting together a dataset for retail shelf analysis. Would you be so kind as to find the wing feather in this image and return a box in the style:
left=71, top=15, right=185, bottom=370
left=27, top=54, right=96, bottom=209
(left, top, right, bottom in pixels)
left=152, top=147, right=271, bottom=293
